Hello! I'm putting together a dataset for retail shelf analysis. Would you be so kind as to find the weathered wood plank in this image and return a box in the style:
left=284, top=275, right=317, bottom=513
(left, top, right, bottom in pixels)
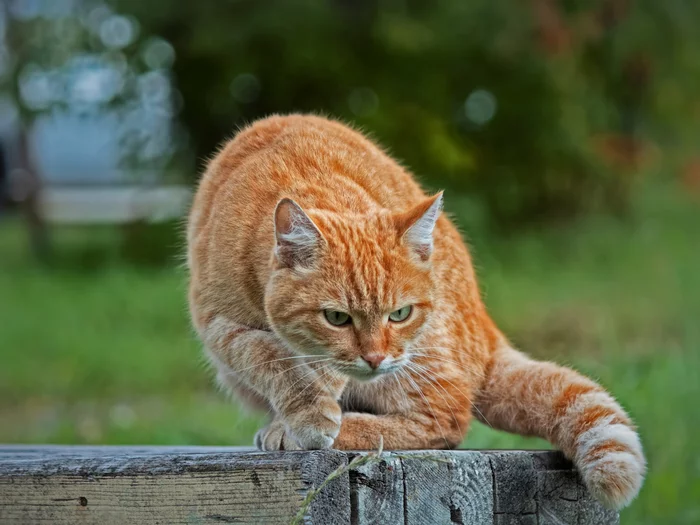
left=0, top=447, right=619, bottom=525
left=350, top=450, right=618, bottom=525
left=0, top=448, right=349, bottom=525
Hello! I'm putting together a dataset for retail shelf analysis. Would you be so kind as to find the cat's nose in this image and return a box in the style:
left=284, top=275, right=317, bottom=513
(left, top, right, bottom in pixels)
left=362, top=353, right=386, bottom=369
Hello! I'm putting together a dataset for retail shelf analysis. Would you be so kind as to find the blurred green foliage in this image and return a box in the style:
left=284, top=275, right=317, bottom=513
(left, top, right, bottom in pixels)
left=5, top=0, right=699, bottom=224
left=106, top=0, right=700, bottom=226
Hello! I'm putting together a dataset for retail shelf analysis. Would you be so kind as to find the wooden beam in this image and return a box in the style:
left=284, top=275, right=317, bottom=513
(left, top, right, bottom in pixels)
left=0, top=446, right=619, bottom=524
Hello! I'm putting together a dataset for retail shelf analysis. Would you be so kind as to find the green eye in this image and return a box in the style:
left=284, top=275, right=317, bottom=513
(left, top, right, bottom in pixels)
left=324, top=310, right=352, bottom=326
left=389, top=306, right=412, bottom=323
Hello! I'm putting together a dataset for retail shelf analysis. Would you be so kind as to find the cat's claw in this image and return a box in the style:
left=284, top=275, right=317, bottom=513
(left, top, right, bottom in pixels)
left=255, top=397, right=342, bottom=451
left=283, top=396, right=341, bottom=450
left=255, top=420, right=300, bottom=451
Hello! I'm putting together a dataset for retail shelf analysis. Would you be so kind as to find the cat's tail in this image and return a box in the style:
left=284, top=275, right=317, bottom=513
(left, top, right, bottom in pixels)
left=474, top=343, right=646, bottom=510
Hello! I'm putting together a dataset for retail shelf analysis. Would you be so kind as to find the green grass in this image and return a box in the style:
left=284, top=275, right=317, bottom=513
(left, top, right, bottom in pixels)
left=1, top=185, right=698, bottom=523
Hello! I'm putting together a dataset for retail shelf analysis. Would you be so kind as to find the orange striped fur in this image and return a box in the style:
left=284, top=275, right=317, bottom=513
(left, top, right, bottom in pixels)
left=187, top=115, right=645, bottom=509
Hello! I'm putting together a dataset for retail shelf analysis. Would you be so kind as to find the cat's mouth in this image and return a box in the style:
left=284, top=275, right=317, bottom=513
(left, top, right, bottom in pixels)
left=336, top=359, right=406, bottom=382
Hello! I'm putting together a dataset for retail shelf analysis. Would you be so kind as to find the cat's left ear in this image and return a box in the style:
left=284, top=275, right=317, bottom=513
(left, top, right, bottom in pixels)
left=273, top=198, right=326, bottom=269
left=394, top=192, right=444, bottom=261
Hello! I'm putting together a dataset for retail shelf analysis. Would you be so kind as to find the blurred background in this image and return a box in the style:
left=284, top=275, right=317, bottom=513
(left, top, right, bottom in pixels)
left=0, top=0, right=698, bottom=522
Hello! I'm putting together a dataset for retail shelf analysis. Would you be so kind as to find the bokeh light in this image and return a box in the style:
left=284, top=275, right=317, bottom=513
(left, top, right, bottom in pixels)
left=348, top=87, right=379, bottom=117
left=141, top=37, right=175, bottom=70
left=99, top=14, right=137, bottom=49
left=464, top=89, right=497, bottom=126
left=230, top=73, right=260, bottom=104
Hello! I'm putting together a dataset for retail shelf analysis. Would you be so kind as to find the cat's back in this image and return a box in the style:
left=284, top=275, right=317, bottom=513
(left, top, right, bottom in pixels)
left=190, top=115, right=425, bottom=234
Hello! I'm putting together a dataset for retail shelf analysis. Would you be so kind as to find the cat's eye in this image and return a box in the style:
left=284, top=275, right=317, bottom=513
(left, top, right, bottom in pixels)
left=324, top=310, right=352, bottom=326
left=389, top=306, right=412, bottom=323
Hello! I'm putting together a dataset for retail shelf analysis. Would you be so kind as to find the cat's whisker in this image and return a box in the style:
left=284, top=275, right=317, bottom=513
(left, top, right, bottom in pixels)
left=397, top=367, right=450, bottom=449
left=408, top=362, right=470, bottom=409
left=409, top=359, right=493, bottom=428
left=391, top=373, right=409, bottom=407
left=403, top=362, right=462, bottom=435
left=408, top=359, right=486, bottom=387
left=393, top=369, right=416, bottom=409
left=409, top=359, right=485, bottom=420
left=409, top=350, right=487, bottom=379
left=402, top=370, right=451, bottom=449
left=226, top=354, right=331, bottom=376
left=289, top=363, right=335, bottom=408
left=262, top=368, right=321, bottom=419
left=229, top=358, right=333, bottom=415
left=267, top=363, right=331, bottom=418
left=405, top=362, right=460, bottom=410
left=268, top=358, right=334, bottom=380
left=309, top=366, right=340, bottom=408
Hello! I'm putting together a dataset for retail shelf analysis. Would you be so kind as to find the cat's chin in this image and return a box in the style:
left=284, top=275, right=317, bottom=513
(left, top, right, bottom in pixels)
left=343, top=367, right=398, bottom=383
left=346, top=372, right=385, bottom=383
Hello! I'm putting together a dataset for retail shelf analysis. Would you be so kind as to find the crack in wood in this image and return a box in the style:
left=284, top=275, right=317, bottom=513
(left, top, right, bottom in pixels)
left=449, top=503, right=465, bottom=524
left=400, top=457, right=409, bottom=525
left=50, top=496, right=87, bottom=506
left=204, top=514, right=240, bottom=523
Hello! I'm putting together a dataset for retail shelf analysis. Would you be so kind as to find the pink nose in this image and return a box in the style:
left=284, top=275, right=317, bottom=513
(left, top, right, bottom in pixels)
left=362, top=353, right=386, bottom=369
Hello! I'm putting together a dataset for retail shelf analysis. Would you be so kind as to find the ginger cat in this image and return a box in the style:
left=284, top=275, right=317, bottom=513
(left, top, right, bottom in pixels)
left=187, top=114, right=645, bottom=509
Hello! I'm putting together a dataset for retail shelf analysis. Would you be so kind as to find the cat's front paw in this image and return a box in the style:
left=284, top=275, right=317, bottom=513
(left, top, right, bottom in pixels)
left=283, top=395, right=341, bottom=450
left=254, top=420, right=300, bottom=451
left=574, top=419, right=646, bottom=509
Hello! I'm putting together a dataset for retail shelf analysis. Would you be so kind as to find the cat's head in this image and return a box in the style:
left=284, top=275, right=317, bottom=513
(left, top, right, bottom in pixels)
left=265, top=193, right=443, bottom=381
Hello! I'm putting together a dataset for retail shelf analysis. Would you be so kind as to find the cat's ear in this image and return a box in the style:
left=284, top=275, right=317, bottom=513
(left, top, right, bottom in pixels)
left=395, top=192, right=443, bottom=261
left=273, top=198, right=325, bottom=268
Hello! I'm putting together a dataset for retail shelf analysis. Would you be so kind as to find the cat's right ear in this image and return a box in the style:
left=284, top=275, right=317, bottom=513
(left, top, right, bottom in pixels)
left=273, top=198, right=325, bottom=269
left=394, top=192, right=443, bottom=262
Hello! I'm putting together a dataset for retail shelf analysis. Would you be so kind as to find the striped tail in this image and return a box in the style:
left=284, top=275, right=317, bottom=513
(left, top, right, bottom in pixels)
left=474, top=344, right=646, bottom=509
